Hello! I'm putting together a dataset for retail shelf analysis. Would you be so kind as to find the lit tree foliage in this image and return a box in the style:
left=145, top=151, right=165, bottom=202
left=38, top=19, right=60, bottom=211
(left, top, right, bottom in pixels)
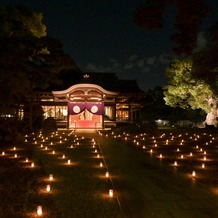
left=164, top=58, right=218, bottom=126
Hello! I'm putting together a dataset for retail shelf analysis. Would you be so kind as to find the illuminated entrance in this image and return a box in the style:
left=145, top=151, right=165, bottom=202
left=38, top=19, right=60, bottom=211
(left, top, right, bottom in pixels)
left=68, top=102, right=104, bottom=128
left=52, top=83, right=118, bottom=129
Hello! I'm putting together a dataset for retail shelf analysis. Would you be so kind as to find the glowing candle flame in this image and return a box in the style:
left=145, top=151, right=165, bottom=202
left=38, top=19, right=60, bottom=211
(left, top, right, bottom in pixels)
left=31, top=162, right=34, bottom=167
left=174, top=161, right=177, bottom=166
left=49, top=174, right=53, bottom=181
left=37, top=205, right=42, bottom=216
left=67, top=159, right=71, bottom=165
left=192, top=171, right=196, bottom=177
left=100, top=162, right=103, bottom=167
left=202, top=163, right=205, bottom=168
left=62, top=154, right=65, bottom=159
left=105, top=172, right=109, bottom=178
left=109, top=189, right=113, bottom=197
left=46, top=184, right=50, bottom=192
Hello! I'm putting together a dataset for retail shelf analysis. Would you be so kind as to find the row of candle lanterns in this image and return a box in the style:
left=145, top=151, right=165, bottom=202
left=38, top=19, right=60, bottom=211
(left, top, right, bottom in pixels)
left=102, top=131, right=217, bottom=183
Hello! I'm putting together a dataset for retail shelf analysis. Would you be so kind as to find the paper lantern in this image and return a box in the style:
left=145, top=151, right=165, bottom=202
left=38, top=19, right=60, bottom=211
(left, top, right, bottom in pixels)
left=192, top=171, right=196, bottom=177
left=105, top=172, right=109, bottom=178
left=49, top=174, right=53, bottom=181
left=46, top=184, right=51, bottom=192
left=109, top=189, right=113, bottom=197
left=37, top=205, right=42, bottom=216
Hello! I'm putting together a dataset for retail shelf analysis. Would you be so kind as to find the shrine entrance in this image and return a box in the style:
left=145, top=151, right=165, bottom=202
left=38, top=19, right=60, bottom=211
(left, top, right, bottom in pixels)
left=52, top=83, right=118, bottom=129
left=68, top=102, right=104, bottom=129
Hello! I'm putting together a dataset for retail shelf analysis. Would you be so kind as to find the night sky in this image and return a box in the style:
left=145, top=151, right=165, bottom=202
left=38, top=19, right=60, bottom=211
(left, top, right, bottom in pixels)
left=1, top=0, right=218, bottom=91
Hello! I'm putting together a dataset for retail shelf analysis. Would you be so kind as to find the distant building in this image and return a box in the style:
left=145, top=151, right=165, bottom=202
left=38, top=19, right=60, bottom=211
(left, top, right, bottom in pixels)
left=34, top=72, right=145, bottom=129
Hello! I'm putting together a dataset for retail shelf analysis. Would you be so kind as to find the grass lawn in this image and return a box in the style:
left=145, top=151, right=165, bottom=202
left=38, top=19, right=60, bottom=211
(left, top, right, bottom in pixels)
left=0, top=131, right=120, bottom=218
left=103, top=128, right=218, bottom=191
left=1, top=128, right=218, bottom=217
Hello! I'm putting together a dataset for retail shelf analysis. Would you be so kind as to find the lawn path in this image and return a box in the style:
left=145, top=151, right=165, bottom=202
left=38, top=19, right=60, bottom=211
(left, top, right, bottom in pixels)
left=93, top=132, right=218, bottom=218
left=29, top=131, right=121, bottom=217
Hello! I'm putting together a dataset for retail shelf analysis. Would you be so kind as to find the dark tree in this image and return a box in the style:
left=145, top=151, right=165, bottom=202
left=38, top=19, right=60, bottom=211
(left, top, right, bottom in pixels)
left=134, top=0, right=211, bottom=55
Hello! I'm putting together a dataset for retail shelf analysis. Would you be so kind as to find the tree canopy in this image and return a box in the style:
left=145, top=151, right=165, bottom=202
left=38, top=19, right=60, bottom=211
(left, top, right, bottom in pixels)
left=134, top=0, right=211, bottom=55
left=164, top=58, right=214, bottom=113
left=0, top=4, right=79, bottom=132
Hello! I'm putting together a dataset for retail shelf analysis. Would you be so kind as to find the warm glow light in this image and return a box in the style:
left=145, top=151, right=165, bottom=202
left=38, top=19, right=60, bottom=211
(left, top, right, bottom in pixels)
left=202, top=163, right=205, bottom=168
left=2, top=151, right=5, bottom=155
left=25, top=158, right=29, bottom=162
left=67, top=159, right=71, bottom=165
left=97, top=154, right=100, bottom=158
left=105, top=172, right=109, bottom=178
left=100, top=162, right=103, bottom=167
left=14, top=154, right=17, bottom=158
left=62, top=154, right=65, bottom=159
left=159, top=154, right=163, bottom=158
left=37, top=205, right=42, bottom=216
left=174, top=161, right=177, bottom=166
left=109, top=189, right=113, bottom=197
left=31, top=162, right=34, bottom=167
left=94, top=149, right=97, bottom=153
left=46, top=184, right=51, bottom=192
left=13, top=147, right=16, bottom=150
left=150, top=149, right=153, bottom=154
left=190, top=152, right=193, bottom=156
left=49, top=174, right=53, bottom=181
left=181, top=154, right=184, bottom=159
left=52, top=150, right=55, bottom=154
left=204, top=156, right=207, bottom=160
left=50, top=142, right=53, bottom=145
left=192, top=171, right=196, bottom=177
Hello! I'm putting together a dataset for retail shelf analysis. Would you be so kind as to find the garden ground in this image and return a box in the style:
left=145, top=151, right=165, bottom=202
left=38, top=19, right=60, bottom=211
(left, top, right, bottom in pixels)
left=1, top=128, right=218, bottom=217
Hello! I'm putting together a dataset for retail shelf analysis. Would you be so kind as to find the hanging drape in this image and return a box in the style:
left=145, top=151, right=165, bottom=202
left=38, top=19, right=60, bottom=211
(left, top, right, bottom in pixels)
left=68, top=102, right=104, bottom=115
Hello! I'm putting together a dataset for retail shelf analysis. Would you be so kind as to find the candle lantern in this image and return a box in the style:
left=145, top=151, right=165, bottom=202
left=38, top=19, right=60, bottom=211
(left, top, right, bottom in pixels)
left=46, top=184, right=51, bottom=192
left=192, top=171, right=196, bottom=177
left=49, top=174, right=53, bottom=181
left=37, top=205, right=42, bottom=216
left=105, top=172, right=109, bottom=178
left=109, top=189, right=113, bottom=197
